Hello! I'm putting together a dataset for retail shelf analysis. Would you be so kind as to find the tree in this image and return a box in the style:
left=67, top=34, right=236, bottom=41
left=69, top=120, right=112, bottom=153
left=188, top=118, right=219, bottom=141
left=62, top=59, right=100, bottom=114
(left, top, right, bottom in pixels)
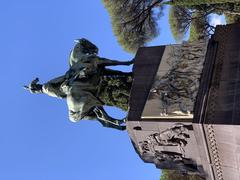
left=189, top=12, right=214, bottom=42
left=102, top=0, right=240, bottom=52
left=225, top=14, right=240, bottom=23
left=167, top=0, right=240, bottom=6
left=102, top=0, right=162, bottom=53
left=169, top=4, right=217, bottom=42
left=224, top=3, right=240, bottom=23
left=160, top=170, right=205, bottom=180
left=169, top=6, right=192, bottom=41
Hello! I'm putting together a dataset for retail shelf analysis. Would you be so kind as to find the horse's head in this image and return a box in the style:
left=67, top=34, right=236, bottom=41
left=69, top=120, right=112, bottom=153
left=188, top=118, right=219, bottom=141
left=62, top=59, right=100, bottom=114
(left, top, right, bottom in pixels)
left=69, top=38, right=99, bottom=66
left=73, top=38, right=99, bottom=56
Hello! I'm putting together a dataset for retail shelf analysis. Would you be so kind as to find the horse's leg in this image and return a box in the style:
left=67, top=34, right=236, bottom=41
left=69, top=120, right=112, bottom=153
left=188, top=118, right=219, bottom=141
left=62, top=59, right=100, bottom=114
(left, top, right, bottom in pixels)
left=93, top=106, right=126, bottom=130
left=102, top=68, right=133, bottom=76
left=98, top=57, right=134, bottom=66
left=98, top=120, right=126, bottom=131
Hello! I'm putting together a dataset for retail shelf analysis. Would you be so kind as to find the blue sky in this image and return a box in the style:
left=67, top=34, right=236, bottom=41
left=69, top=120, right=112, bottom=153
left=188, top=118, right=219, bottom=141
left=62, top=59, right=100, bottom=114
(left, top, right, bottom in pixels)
left=0, top=1, right=225, bottom=180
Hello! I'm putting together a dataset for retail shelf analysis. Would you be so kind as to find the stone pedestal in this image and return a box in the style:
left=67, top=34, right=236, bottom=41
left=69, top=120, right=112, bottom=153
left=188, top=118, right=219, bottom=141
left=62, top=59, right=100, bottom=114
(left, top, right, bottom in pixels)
left=127, top=23, right=240, bottom=180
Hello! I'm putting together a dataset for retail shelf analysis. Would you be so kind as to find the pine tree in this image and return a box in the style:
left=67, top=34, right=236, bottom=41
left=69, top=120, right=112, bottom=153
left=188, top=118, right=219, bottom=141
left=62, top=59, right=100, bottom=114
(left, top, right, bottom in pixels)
left=189, top=12, right=213, bottom=42
left=102, top=0, right=161, bottom=53
left=169, top=6, right=192, bottom=41
left=102, top=0, right=240, bottom=52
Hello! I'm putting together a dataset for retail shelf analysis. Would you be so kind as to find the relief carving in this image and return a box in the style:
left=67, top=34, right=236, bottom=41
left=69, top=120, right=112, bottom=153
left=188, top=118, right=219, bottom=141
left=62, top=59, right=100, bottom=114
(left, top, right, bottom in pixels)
left=149, top=40, right=208, bottom=117
left=138, top=124, right=199, bottom=173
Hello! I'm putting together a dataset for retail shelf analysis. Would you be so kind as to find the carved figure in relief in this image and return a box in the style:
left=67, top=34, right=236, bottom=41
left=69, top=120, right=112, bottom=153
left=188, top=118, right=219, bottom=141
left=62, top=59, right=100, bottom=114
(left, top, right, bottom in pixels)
left=146, top=124, right=191, bottom=147
left=150, top=40, right=208, bottom=116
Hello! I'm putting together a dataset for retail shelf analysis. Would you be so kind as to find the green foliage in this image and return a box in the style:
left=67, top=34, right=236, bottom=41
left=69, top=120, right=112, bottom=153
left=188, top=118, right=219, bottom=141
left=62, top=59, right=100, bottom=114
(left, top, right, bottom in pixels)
left=189, top=24, right=198, bottom=42
left=102, top=0, right=160, bottom=53
left=225, top=14, right=240, bottom=23
left=99, top=75, right=132, bottom=111
left=189, top=12, right=209, bottom=42
left=160, top=170, right=205, bottom=180
left=169, top=6, right=191, bottom=41
left=102, top=0, right=240, bottom=52
left=168, top=0, right=240, bottom=6
left=224, top=3, right=240, bottom=23
left=160, top=170, right=169, bottom=180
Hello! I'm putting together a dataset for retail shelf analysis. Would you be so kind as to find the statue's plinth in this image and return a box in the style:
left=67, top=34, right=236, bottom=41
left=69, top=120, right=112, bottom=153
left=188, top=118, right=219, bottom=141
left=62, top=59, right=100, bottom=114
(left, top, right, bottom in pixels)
left=127, top=23, right=240, bottom=180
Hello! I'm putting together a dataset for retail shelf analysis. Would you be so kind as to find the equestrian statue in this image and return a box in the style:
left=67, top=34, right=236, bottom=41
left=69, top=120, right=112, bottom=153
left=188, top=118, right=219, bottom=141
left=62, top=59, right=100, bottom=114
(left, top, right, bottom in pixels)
left=24, top=38, right=133, bottom=130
